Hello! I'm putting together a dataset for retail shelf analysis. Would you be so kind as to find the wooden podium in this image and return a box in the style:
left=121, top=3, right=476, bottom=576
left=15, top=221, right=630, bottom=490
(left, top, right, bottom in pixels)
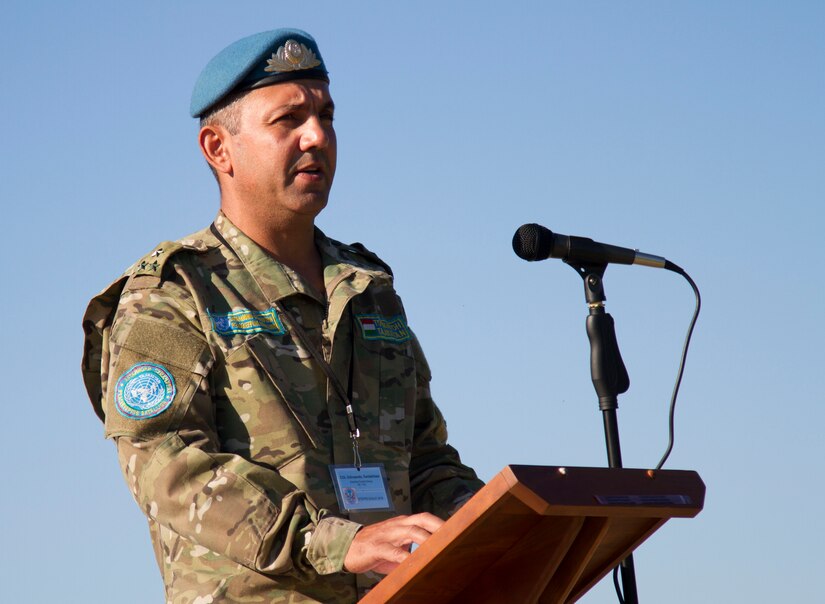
left=360, top=465, right=704, bottom=603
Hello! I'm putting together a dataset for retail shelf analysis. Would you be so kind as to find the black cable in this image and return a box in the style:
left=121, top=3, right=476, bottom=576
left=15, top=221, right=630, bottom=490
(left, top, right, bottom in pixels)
left=655, top=264, right=701, bottom=470
left=613, top=565, right=626, bottom=603
left=610, top=265, right=699, bottom=604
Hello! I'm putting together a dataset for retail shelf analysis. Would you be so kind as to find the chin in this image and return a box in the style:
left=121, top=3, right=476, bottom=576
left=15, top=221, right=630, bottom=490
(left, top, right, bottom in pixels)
left=291, top=194, right=330, bottom=216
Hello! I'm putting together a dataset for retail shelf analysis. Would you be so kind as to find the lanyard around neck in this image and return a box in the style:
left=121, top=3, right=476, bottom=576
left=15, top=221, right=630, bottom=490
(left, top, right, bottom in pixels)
left=273, top=300, right=363, bottom=469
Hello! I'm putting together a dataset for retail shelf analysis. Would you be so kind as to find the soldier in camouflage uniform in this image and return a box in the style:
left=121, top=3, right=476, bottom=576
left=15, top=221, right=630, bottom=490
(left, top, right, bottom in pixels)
left=81, top=28, right=482, bottom=604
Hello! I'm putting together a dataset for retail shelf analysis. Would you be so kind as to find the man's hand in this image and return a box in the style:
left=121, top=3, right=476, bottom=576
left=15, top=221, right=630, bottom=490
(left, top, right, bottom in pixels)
left=343, top=513, right=444, bottom=575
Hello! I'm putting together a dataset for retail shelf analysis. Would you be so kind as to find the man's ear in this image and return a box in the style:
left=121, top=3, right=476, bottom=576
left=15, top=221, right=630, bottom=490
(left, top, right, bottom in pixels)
left=199, top=124, right=234, bottom=177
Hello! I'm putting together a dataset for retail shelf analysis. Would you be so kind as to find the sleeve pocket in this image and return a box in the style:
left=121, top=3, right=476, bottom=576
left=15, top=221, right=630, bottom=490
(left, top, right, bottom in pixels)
left=104, top=316, right=211, bottom=439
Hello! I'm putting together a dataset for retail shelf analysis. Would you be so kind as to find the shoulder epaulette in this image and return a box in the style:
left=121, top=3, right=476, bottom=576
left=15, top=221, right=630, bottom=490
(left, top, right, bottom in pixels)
left=129, top=241, right=185, bottom=279
left=347, top=241, right=394, bottom=277
left=126, top=238, right=211, bottom=287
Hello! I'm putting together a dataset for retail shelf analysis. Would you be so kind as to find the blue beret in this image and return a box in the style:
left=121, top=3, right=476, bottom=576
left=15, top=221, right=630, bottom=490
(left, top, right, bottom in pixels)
left=190, top=28, right=329, bottom=118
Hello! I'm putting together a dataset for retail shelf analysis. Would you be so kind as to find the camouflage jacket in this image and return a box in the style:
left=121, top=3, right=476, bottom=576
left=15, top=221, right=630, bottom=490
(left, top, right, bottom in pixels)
left=81, top=213, right=483, bottom=603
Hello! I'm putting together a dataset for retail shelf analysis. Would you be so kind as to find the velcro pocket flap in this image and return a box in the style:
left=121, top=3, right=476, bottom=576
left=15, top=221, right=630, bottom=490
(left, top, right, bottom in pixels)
left=104, top=316, right=211, bottom=439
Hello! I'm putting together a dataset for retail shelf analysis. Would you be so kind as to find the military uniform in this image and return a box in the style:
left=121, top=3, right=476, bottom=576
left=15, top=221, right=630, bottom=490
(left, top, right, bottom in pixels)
left=82, top=213, right=482, bottom=603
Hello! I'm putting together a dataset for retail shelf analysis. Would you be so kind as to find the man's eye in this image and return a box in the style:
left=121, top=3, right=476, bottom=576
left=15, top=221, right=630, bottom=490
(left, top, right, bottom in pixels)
left=273, top=113, right=298, bottom=124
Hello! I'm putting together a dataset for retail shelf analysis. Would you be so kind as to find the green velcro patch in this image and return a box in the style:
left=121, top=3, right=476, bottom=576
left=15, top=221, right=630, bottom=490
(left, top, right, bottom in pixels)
left=208, top=308, right=286, bottom=336
left=356, top=314, right=411, bottom=343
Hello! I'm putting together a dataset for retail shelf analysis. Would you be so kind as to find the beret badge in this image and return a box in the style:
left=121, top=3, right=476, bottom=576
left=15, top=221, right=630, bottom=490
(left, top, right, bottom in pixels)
left=190, top=29, right=328, bottom=118
left=265, top=39, right=321, bottom=73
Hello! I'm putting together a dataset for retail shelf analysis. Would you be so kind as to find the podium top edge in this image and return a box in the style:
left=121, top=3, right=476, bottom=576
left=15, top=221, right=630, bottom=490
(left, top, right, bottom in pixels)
left=500, top=465, right=706, bottom=514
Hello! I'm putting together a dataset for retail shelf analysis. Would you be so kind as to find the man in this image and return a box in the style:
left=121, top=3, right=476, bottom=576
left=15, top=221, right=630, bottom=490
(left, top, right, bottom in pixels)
left=81, top=28, right=482, bottom=603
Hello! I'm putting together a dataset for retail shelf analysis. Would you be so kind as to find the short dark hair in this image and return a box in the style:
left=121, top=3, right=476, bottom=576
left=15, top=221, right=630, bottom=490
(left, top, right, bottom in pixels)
left=199, top=90, right=247, bottom=182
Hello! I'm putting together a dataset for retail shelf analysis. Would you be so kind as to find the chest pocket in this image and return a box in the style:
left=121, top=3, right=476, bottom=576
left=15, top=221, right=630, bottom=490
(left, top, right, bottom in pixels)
left=352, top=321, right=417, bottom=453
left=215, top=333, right=323, bottom=469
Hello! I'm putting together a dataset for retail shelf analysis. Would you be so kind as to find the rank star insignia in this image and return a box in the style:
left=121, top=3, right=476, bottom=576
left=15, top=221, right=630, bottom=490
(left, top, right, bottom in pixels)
left=265, top=39, right=321, bottom=73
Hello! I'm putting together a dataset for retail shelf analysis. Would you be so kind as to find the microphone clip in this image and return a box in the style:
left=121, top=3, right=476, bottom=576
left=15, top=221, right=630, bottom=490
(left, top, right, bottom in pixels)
left=565, top=259, right=630, bottom=406
left=564, top=259, right=608, bottom=306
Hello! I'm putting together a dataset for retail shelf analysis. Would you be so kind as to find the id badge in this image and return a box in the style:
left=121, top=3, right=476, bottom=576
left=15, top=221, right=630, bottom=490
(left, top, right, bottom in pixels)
left=329, top=463, right=394, bottom=512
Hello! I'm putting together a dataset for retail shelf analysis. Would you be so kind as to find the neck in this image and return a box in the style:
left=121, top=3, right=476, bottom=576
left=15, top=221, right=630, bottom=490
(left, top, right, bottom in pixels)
left=221, top=202, right=326, bottom=297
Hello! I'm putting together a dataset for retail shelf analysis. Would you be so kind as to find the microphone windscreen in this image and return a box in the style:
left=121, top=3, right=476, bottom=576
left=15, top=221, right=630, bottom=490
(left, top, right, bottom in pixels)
left=512, top=224, right=554, bottom=261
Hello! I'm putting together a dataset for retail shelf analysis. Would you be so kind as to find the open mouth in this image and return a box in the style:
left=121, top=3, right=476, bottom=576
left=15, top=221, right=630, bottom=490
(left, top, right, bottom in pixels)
left=293, top=162, right=325, bottom=178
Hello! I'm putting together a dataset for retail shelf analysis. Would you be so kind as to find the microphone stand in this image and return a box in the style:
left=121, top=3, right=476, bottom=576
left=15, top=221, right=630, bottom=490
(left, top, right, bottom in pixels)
left=566, top=260, right=639, bottom=604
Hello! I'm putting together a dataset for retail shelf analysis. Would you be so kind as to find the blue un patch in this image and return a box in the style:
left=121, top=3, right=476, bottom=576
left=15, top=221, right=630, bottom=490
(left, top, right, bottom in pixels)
left=115, top=362, right=177, bottom=419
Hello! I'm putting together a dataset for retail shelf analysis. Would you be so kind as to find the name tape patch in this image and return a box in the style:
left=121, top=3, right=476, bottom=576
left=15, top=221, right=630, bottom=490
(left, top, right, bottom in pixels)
left=357, top=314, right=411, bottom=343
left=115, top=362, right=176, bottom=420
left=209, top=308, right=286, bottom=336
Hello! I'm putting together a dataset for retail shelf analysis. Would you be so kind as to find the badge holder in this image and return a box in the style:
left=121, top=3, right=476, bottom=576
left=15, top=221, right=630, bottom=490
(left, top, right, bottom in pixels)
left=330, top=463, right=394, bottom=513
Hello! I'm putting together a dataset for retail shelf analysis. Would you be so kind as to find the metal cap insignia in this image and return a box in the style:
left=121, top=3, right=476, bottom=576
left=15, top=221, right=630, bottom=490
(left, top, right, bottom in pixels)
left=190, top=29, right=329, bottom=118
left=265, top=40, right=321, bottom=73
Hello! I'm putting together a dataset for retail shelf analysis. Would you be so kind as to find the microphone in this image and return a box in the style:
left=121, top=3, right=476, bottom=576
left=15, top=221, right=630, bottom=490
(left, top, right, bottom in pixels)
left=512, top=223, right=675, bottom=270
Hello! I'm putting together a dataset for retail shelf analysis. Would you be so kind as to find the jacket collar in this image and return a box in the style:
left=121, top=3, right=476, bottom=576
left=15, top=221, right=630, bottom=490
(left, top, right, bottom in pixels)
left=211, top=212, right=383, bottom=309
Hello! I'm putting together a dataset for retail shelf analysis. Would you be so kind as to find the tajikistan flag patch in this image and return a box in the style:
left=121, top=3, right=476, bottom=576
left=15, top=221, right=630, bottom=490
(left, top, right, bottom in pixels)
left=357, top=314, right=412, bottom=343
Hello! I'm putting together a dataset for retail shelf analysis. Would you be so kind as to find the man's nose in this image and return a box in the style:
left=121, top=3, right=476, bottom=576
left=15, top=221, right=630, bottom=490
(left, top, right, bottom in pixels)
left=299, top=116, right=331, bottom=151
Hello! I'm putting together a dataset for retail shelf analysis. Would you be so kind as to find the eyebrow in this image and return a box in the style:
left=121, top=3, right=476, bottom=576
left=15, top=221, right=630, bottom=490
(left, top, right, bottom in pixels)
left=273, top=103, right=304, bottom=114
left=268, top=100, right=335, bottom=118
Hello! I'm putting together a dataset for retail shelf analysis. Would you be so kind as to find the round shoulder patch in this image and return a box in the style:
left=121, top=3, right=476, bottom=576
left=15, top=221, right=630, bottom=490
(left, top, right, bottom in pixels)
left=115, top=362, right=177, bottom=420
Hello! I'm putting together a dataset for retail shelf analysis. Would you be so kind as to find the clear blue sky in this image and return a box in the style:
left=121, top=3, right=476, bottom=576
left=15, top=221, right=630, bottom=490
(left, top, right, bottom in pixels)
left=2, top=2, right=823, bottom=602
